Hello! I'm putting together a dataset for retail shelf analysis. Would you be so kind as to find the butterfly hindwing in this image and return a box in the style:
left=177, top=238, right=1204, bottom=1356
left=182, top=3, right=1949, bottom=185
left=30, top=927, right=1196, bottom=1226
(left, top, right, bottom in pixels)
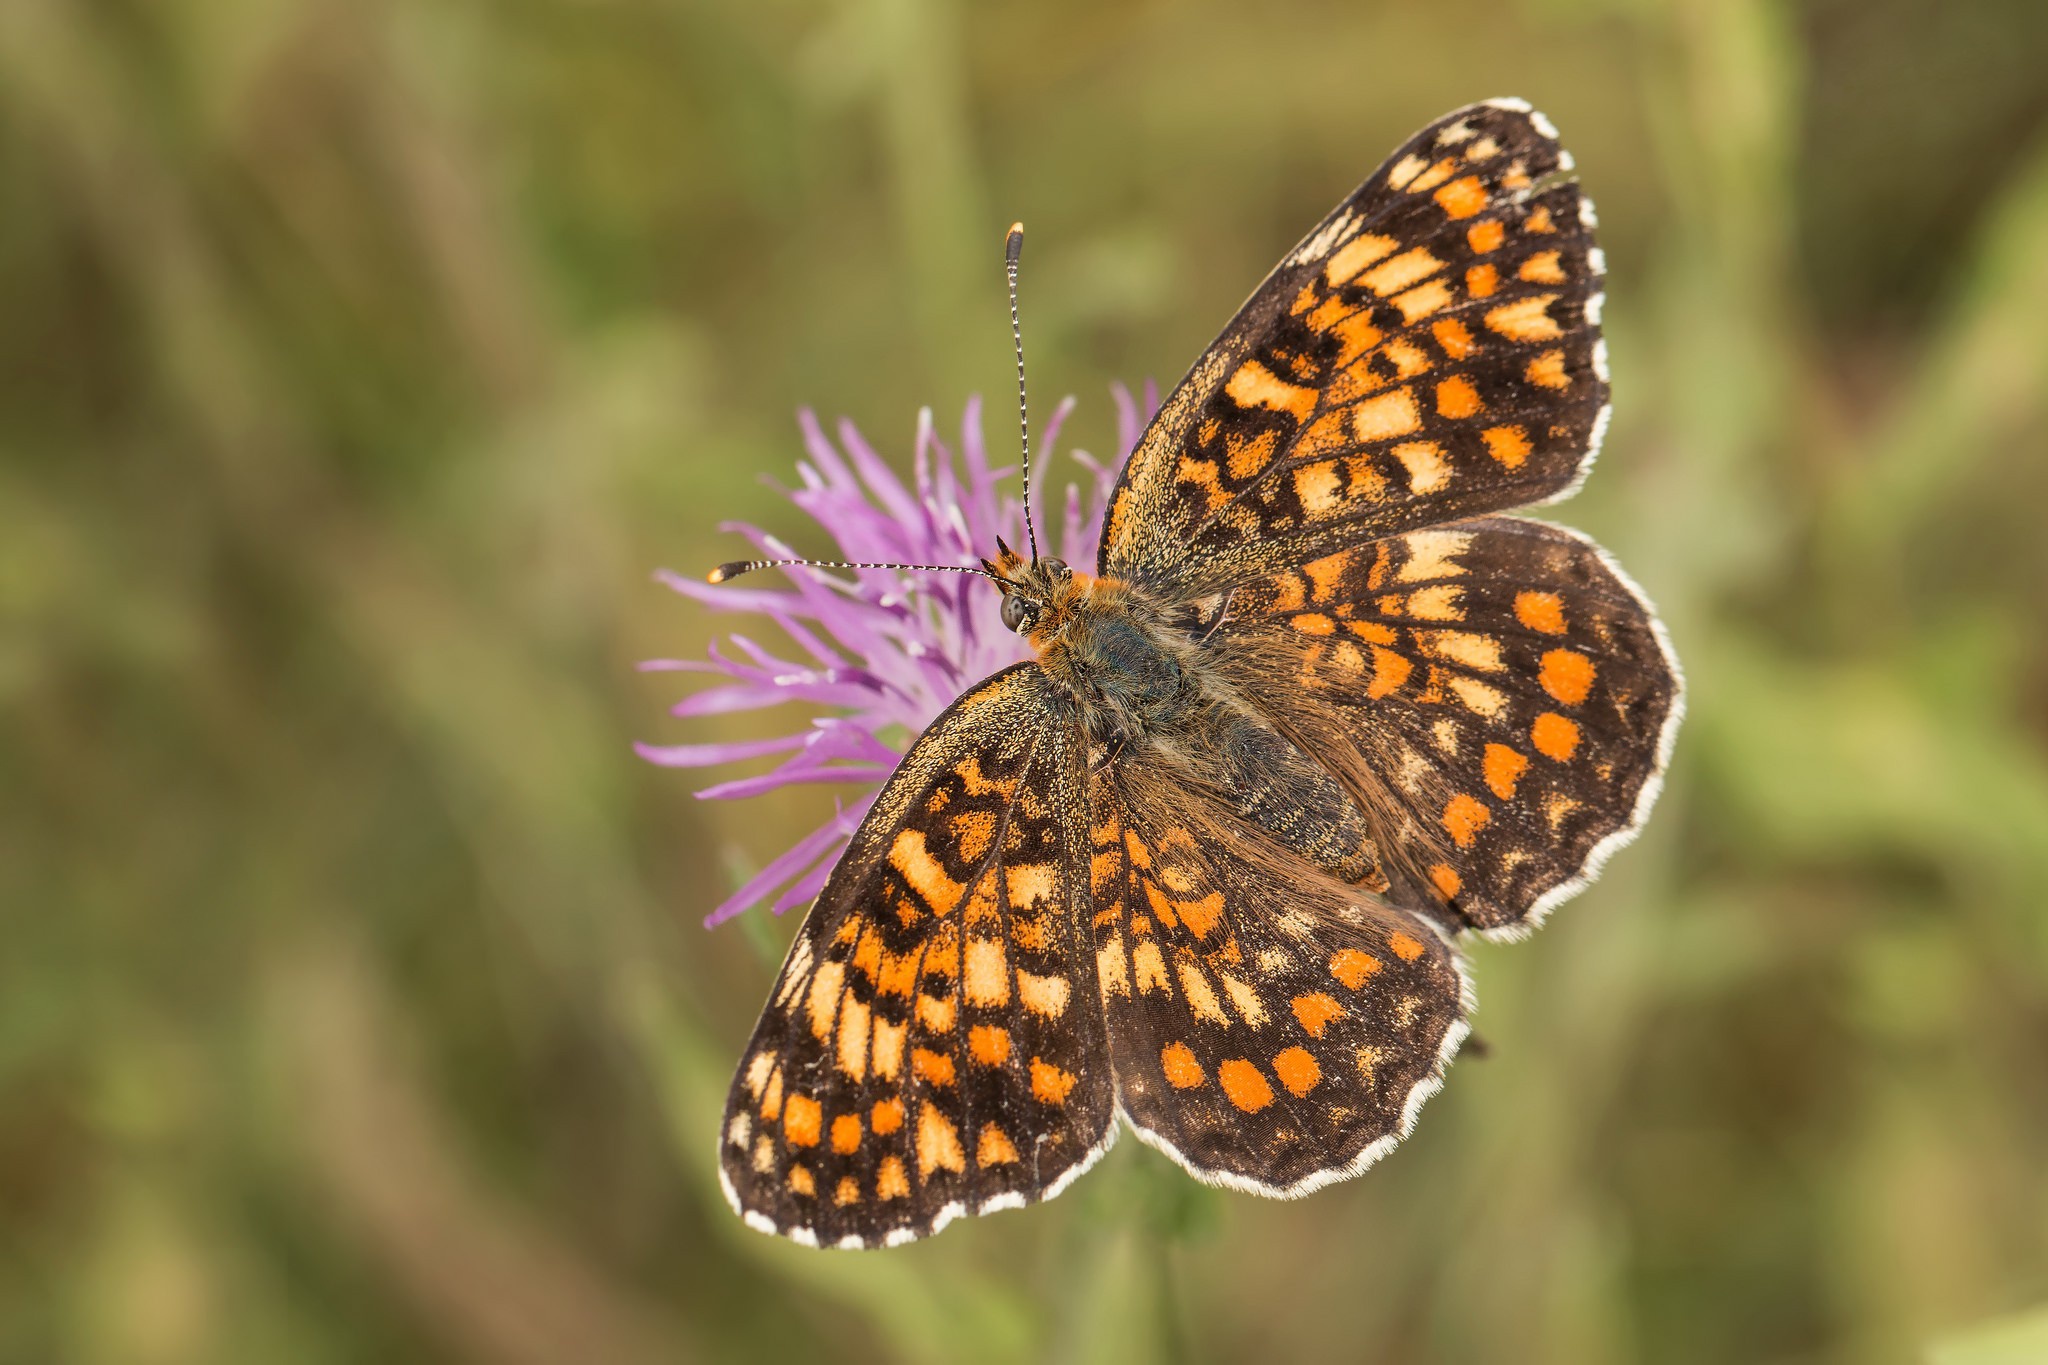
left=1086, top=761, right=1468, bottom=1192
left=1102, top=100, right=1607, bottom=599
left=1215, top=516, right=1683, bottom=936
left=719, top=664, right=1115, bottom=1247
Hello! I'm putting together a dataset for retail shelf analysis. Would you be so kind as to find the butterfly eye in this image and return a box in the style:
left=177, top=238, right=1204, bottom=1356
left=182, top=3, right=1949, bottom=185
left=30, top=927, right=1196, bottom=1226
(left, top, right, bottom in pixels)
left=1001, top=594, right=1037, bottom=634
left=1041, top=557, right=1070, bottom=581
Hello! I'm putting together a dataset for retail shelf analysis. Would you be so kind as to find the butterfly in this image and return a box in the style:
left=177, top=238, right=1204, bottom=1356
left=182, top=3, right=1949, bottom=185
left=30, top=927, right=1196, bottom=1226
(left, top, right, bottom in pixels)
left=709, top=99, right=1683, bottom=1248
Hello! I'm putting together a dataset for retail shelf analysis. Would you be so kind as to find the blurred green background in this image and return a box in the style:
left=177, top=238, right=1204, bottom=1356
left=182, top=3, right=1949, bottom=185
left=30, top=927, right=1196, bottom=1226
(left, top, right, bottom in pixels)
left=6, top=0, right=2048, bottom=1361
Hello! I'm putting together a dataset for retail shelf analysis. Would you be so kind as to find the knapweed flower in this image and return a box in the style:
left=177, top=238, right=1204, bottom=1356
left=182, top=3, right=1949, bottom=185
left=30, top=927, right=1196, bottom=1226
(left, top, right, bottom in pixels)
left=639, top=386, right=1156, bottom=927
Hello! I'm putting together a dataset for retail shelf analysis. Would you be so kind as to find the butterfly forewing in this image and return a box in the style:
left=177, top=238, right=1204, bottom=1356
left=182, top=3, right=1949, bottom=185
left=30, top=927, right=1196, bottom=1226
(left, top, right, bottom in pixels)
left=1215, top=516, right=1682, bottom=935
left=1102, top=100, right=1608, bottom=599
left=719, top=664, right=1114, bottom=1247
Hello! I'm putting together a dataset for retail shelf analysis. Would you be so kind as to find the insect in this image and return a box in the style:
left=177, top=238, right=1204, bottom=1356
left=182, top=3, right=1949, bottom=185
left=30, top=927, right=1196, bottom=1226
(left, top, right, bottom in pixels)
left=707, top=99, right=1683, bottom=1248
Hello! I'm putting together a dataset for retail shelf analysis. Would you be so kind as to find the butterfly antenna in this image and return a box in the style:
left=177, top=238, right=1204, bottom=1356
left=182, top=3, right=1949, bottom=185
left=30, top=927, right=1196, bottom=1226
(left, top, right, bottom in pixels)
left=707, top=557, right=1003, bottom=585
left=1004, top=222, right=1040, bottom=565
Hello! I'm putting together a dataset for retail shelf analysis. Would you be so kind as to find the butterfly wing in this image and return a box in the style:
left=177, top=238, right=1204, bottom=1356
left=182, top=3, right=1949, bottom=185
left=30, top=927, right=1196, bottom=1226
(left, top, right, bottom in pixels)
left=1213, top=515, right=1683, bottom=936
left=1086, top=758, right=1468, bottom=1192
left=719, top=663, right=1113, bottom=1247
left=1100, top=100, right=1607, bottom=600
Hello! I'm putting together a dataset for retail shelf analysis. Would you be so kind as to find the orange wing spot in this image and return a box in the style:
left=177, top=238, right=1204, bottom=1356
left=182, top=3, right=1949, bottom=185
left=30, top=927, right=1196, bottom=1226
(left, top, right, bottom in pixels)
left=1393, top=441, right=1451, bottom=494
left=1030, top=1057, right=1079, bottom=1106
left=783, top=1094, right=822, bottom=1147
left=1347, top=618, right=1399, bottom=645
left=1351, top=387, right=1421, bottom=443
left=1524, top=348, right=1571, bottom=390
left=835, top=1176, right=860, bottom=1207
left=1518, top=249, right=1567, bottom=284
left=805, top=961, right=845, bottom=1041
left=1305, top=294, right=1351, bottom=332
left=1017, top=968, right=1070, bottom=1019
left=1540, top=648, right=1596, bottom=704
left=1323, top=231, right=1399, bottom=286
left=1383, top=338, right=1434, bottom=378
left=1005, top=862, right=1056, bottom=911
left=1407, top=157, right=1458, bottom=194
left=1304, top=554, right=1348, bottom=601
left=1531, top=711, right=1582, bottom=761
left=1330, top=947, right=1382, bottom=990
left=1482, top=425, right=1531, bottom=468
left=1123, top=829, right=1152, bottom=869
left=1466, top=219, right=1507, bottom=253
left=1466, top=263, right=1499, bottom=298
left=912, top=1048, right=956, bottom=1087
left=1514, top=590, right=1567, bottom=634
left=871, top=1097, right=905, bottom=1135
left=1360, top=247, right=1445, bottom=297
left=1177, top=891, right=1224, bottom=940
left=1433, top=317, right=1478, bottom=359
left=1291, top=281, right=1320, bottom=315
left=1485, top=294, right=1564, bottom=342
left=1406, top=584, right=1465, bottom=621
left=1367, top=646, right=1413, bottom=700
left=1442, top=793, right=1492, bottom=848
left=759, top=1067, right=784, bottom=1121
left=831, top=1113, right=862, bottom=1154
left=1132, top=939, right=1170, bottom=993
left=788, top=1164, right=816, bottom=1197
left=1484, top=743, right=1530, bottom=800
left=1434, top=174, right=1489, bottom=219
left=1177, top=958, right=1228, bottom=1025
left=1392, top=279, right=1454, bottom=323
left=964, top=938, right=1010, bottom=1007
left=1292, top=992, right=1344, bottom=1037
left=1290, top=612, right=1336, bottom=636
left=1217, top=1059, right=1275, bottom=1113
left=1525, top=204, right=1557, bottom=233
left=1329, top=310, right=1384, bottom=369
left=1428, top=863, right=1463, bottom=899
left=743, top=1051, right=777, bottom=1099
left=1224, top=428, right=1279, bottom=481
left=1322, top=641, right=1362, bottom=678
left=876, top=1155, right=910, bottom=1200
left=1177, top=455, right=1227, bottom=512
left=1272, top=1046, right=1323, bottom=1097
left=889, top=829, right=965, bottom=914
left=917, top=1101, right=965, bottom=1177
left=1385, top=153, right=1431, bottom=191
left=836, top=995, right=871, bottom=1080
left=1388, top=931, right=1426, bottom=962
left=1294, top=461, right=1343, bottom=516
left=914, top=991, right=956, bottom=1033
left=1226, top=358, right=1318, bottom=422
left=977, top=1123, right=1020, bottom=1166
left=948, top=809, right=996, bottom=864
left=1161, top=1041, right=1205, bottom=1089
left=1435, top=375, right=1483, bottom=419
left=969, top=1024, right=1011, bottom=1066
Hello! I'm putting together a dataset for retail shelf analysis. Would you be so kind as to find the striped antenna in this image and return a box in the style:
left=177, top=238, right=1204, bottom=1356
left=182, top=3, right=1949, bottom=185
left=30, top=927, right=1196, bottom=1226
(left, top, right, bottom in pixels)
left=1004, top=222, right=1039, bottom=564
left=706, top=557, right=1005, bottom=585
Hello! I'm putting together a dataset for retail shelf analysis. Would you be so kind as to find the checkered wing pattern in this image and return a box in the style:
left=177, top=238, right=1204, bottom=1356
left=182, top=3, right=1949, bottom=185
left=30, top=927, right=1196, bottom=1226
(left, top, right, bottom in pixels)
left=718, top=664, right=1113, bottom=1247
left=1100, top=100, right=1608, bottom=600
left=1086, top=765, right=1468, bottom=1192
left=1216, top=516, right=1683, bottom=935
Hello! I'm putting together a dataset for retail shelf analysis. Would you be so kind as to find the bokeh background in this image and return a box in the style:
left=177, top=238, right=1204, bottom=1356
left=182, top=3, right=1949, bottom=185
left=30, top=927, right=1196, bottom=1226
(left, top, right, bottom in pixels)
left=7, top=0, right=2048, bottom=1361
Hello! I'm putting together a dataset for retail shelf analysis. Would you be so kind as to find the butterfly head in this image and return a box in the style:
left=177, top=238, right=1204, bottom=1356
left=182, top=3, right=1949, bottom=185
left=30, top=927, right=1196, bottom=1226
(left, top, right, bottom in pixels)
left=984, top=537, right=1080, bottom=639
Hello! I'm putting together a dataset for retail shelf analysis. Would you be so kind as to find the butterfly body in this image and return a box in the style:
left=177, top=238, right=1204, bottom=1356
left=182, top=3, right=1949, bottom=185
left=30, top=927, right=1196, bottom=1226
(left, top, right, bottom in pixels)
left=714, top=99, right=1683, bottom=1248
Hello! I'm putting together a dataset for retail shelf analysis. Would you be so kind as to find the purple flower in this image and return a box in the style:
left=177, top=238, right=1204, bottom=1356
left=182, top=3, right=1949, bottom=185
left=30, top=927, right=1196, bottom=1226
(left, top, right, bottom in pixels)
left=640, top=386, right=1157, bottom=927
